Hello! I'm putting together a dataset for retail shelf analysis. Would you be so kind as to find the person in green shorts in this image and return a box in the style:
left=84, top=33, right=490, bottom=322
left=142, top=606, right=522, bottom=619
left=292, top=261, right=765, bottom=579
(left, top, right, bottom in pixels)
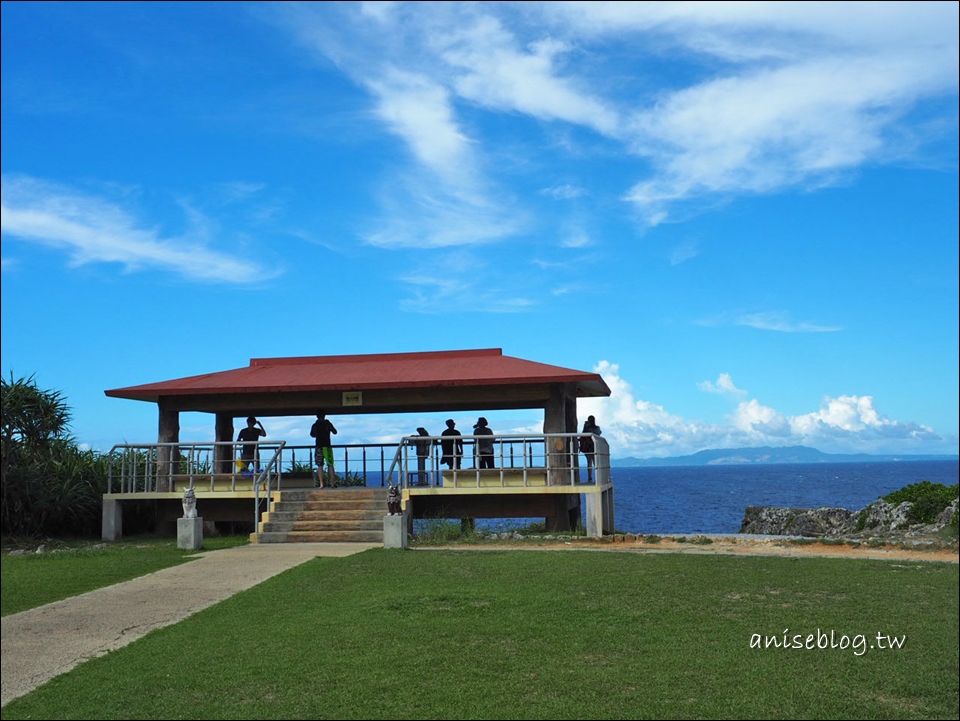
left=310, top=413, right=338, bottom=488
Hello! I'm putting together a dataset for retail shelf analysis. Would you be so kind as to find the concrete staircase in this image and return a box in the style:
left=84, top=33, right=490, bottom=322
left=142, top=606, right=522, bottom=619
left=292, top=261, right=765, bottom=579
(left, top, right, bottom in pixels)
left=251, top=488, right=389, bottom=544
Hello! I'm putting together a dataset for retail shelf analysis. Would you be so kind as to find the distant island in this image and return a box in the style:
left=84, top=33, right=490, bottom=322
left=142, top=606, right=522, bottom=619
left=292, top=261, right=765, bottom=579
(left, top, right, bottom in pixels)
left=611, top=445, right=959, bottom=467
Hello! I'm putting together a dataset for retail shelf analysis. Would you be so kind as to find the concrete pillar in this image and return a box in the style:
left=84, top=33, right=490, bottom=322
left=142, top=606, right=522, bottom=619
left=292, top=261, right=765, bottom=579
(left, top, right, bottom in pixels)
left=177, top=517, right=204, bottom=550
left=545, top=494, right=580, bottom=532
left=102, top=498, right=123, bottom=541
left=586, top=491, right=604, bottom=538
left=215, top=413, right=234, bottom=473
left=384, top=513, right=408, bottom=549
left=156, top=402, right=180, bottom=493
left=603, top=486, right=615, bottom=534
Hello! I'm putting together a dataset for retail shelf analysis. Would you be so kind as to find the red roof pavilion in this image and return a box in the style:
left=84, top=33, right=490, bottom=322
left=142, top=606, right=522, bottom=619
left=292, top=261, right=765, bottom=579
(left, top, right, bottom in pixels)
left=105, top=348, right=610, bottom=417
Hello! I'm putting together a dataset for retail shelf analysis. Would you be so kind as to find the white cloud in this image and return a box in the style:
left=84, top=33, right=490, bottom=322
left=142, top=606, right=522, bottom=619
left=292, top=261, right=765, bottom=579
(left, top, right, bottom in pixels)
left=732, top=398, right=791, bottom=436
left=622, top=54, right=947, bottom=222
left=438, top=18, right=620, bottom=136
left=0, top=175, right=273, bottom=283
left=698, top=373, right=748, bottom=397
left=366, top=67, right=477, bottom=187
left=578, top=360, right=949, bottom=457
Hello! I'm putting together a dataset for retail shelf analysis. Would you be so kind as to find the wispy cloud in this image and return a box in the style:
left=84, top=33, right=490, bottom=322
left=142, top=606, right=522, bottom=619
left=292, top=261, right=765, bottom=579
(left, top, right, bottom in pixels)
left=272, top=2, right=958, bottom=232
left=601, top=3, right=959, bottom=224
left=669, top=240, right=699, bottom=265
left=0, top=175, right=275, bottom=283
left=696, top=310, right=843, bottom=333
left=217, top=181, right=267, bottom=204
left=540, top=184, right=586, bottom=200
left=560, top=231, right=591, bottom=248
left=362, top=170, right=525, bottom=249
left=736, top=311, right=843, bottom=333
left=397, top=249, right=535, bottom=313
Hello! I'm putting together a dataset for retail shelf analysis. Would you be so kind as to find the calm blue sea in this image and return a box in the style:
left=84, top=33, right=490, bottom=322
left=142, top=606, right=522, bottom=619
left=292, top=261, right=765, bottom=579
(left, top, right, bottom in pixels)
left=609, top=460, right=959, bottom=534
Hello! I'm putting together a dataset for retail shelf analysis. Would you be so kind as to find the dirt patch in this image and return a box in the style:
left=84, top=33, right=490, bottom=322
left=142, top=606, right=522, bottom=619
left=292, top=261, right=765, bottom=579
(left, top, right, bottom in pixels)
left=429, top=536, right=959, bottom=563
left=627, top=536, right=958, bottom=562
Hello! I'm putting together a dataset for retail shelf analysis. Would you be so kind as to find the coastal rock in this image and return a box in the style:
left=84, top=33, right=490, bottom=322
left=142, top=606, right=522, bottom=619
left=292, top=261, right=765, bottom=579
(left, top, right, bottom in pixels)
left=935, top=499, right=958, bottom=527
left=856, top=499, right=914, bottom=533
left=740, top=506, right=856, bottom=537
left=742, top=496, right=958, bottom=539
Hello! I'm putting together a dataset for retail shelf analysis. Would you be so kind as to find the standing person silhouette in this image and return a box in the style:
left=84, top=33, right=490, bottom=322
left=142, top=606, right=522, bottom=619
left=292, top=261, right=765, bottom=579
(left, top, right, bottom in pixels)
left=580, top=415, right=602, bottom=483
left=414, top=427, right=434, bottom=485
left=474, top=417, right=495, bottom=469
left=237, top=417, right=266, bottom=473
left=440, top=419, right=463, bottom=470
left=310, top=413, right=338, bottom=488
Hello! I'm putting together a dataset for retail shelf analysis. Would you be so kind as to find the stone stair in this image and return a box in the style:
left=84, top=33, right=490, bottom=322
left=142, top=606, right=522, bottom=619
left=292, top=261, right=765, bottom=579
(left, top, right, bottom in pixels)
left=251, top=487, right=389, bottom=543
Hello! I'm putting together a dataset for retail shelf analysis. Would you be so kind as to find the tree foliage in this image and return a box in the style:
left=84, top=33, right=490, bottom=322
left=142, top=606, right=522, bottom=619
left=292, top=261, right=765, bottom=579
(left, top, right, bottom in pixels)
left=1, top=374, right=108, bottom=537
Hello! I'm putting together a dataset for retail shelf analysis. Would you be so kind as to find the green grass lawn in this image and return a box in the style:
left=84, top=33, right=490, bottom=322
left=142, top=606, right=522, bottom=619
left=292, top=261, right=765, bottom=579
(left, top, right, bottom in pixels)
left=1, top=548, right=956, bottom=719
left=1, top=535, right=249, bottom=617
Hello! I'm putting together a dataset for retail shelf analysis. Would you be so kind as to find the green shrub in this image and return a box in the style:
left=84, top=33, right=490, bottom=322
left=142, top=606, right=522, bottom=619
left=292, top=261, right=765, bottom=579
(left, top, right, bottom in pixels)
left=413, top=517, right=483, bottom=544
left=882, top=481, right=959, bottom=525
left=1, top=376, right=154, bottom=538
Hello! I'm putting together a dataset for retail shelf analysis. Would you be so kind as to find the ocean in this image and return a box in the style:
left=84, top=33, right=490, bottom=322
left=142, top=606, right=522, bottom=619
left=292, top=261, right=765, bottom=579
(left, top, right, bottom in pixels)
left=608, top=460, right=959, bottom=534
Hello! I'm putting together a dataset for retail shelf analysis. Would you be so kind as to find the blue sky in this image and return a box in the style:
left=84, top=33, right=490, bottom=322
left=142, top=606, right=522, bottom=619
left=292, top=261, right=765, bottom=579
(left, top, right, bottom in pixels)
left=2, top=1, right=958, bottom=458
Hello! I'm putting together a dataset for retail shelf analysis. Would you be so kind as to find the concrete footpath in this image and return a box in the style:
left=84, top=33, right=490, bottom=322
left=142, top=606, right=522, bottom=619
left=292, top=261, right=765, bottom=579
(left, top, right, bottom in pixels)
left=1, top=542, right=377, bottom=707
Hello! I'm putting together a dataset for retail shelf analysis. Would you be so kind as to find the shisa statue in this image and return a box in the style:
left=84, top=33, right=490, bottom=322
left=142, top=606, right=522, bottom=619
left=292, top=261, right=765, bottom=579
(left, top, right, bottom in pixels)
left=182, top=488, right=198, bottom=519
left=387, top=484, right=402, bottom=516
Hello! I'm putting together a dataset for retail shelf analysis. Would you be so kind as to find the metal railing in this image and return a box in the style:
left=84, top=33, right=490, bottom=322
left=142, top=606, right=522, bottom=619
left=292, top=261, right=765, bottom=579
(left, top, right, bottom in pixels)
left=383, top=433, right=610, bottom=489
left=106, top=434, right=610, bottom=526
left=107, top=434, right=610, bottom=494
left=107, top=440, right=288, bottom=527
left=105, top=441, right=414, bottom=494
left=106, top=441, right=290, bottom=494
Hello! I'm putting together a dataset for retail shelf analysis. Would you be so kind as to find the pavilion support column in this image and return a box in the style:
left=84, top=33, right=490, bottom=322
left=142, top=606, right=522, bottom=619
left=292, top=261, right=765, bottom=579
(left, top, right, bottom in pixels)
left=156, top=402, right=180, bottom=493
left=215, top=413, right=235, bottom=474
left=544, top=383, right=577, bottom=486
left=566, top=387, right=580, bottom=481
left=102, top=498, right=123, bottom=541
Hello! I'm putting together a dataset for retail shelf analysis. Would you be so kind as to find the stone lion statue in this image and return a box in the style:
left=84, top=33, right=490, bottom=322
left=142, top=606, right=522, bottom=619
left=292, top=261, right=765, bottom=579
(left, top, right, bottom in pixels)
left=182, top=488, right=198, bottom=519
left=387, top=484, right=402, bottom=516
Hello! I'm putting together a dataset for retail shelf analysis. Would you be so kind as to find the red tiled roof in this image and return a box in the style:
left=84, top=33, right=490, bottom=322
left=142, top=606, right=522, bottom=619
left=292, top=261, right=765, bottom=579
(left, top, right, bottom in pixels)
left=105, top=348, right=610, bottom=402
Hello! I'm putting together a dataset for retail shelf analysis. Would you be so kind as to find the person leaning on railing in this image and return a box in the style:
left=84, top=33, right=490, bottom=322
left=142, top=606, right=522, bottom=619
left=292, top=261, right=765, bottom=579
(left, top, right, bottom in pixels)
left=414, top=427, right=434, bottom=485
left=474, top=417, right=495, bottom=469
